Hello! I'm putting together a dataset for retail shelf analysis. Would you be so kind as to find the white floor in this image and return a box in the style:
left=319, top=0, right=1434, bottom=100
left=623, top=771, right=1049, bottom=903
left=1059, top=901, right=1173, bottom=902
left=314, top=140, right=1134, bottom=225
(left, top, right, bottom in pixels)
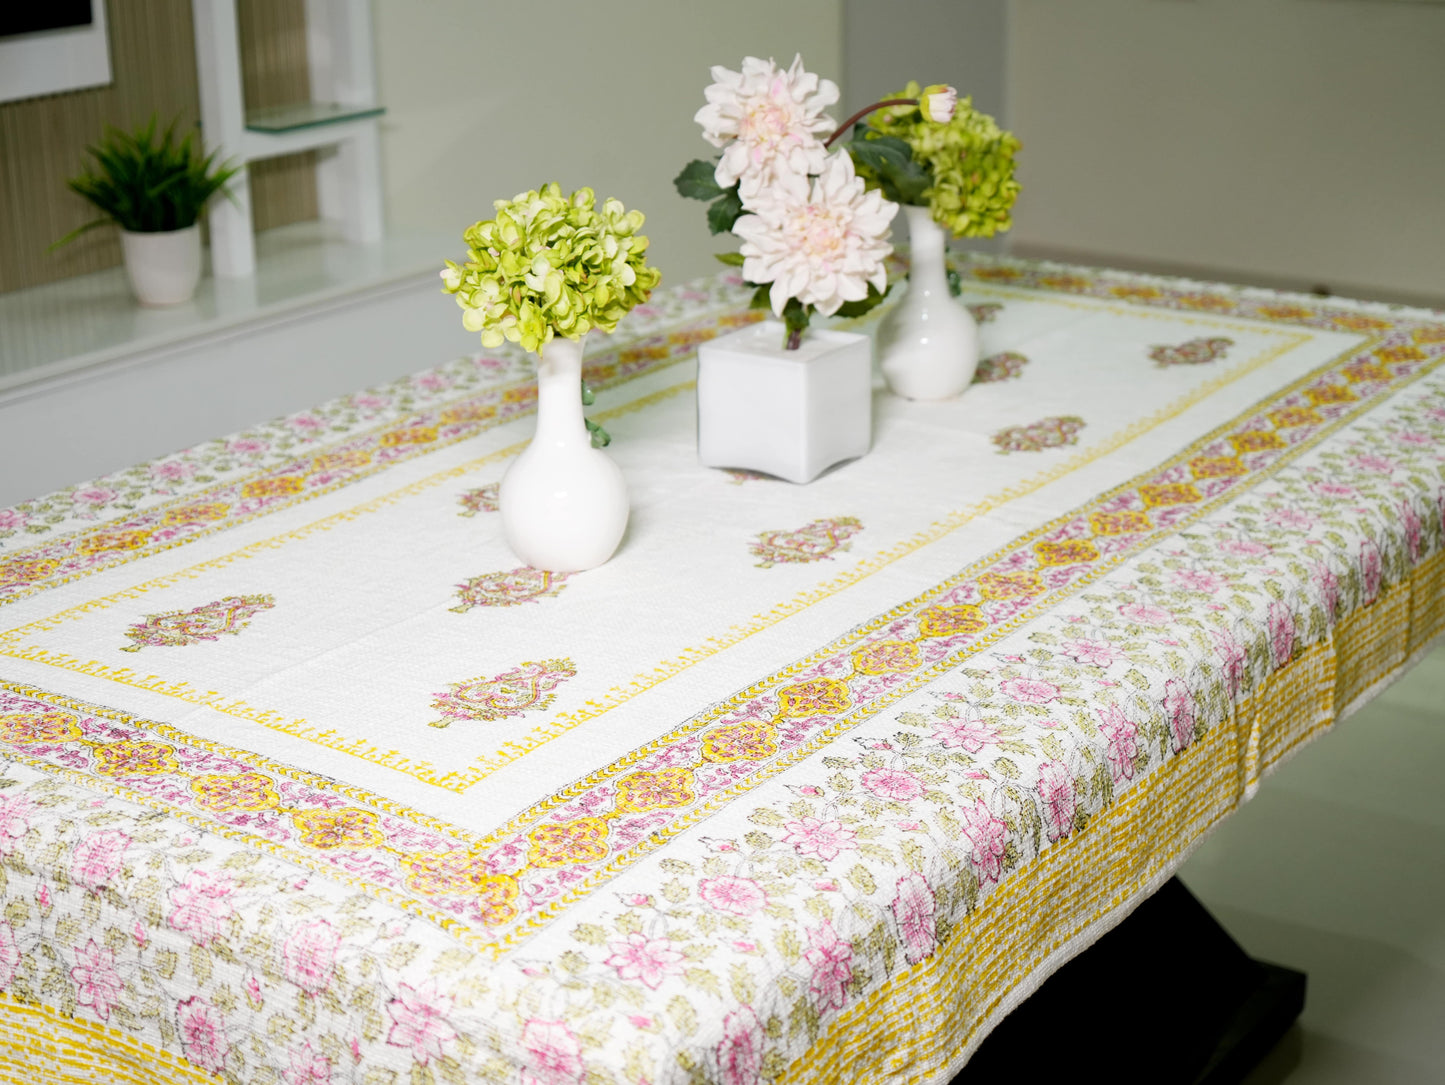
left=1180, top=643, right=1445, bottom=1083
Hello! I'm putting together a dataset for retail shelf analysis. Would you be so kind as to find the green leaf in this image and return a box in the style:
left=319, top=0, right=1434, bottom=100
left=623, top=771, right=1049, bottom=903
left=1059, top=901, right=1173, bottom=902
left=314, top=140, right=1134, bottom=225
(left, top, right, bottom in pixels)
left=748, top=282, right=772, bottom=310
left=674, top=159, right=725, bottom=201
left=714, top=251, right=745, bottom=267
left=706, top=189, right=744, bottom=235
left=833, top=280, right=892, bottom=319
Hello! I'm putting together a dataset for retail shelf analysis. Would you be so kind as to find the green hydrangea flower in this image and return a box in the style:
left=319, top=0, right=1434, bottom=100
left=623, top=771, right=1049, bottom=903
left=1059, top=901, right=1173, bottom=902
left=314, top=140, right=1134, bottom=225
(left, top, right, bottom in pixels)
left=441, top=183, right=662, bottom=354
left=861, top=81, right=1021, bottom=239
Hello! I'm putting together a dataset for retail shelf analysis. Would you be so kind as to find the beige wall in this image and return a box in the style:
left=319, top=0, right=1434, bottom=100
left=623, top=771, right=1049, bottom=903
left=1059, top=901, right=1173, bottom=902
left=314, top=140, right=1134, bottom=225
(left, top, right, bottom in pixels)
left=1008, top=0, right=1445, bottom=305
left=373, top=0, right=842, bottom=286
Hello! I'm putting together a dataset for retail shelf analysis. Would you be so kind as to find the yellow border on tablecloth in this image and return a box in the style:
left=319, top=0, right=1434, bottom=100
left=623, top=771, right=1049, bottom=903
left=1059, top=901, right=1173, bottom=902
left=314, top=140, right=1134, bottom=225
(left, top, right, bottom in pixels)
left=780, top=552, right=1445, bottom=1085
left=0, top=992, right=216, bottom=1085
left=0, top=318, right=1313, bottom=792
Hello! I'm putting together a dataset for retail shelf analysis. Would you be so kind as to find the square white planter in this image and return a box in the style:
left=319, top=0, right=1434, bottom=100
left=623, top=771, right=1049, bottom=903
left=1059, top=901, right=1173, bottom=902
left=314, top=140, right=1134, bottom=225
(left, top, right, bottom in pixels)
left=697, top=320, right=872, bottom=484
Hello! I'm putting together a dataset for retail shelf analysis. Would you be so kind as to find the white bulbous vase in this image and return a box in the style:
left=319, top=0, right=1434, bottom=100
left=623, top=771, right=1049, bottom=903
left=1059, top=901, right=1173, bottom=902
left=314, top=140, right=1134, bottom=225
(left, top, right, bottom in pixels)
left=499, top=335, right=628, bottom=572
left=877, top=205, right=979, bottom=400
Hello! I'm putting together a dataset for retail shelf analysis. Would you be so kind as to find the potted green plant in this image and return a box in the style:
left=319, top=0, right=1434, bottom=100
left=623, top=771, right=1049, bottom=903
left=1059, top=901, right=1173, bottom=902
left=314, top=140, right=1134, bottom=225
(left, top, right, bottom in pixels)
left=54, top=115, right=239, bottom=306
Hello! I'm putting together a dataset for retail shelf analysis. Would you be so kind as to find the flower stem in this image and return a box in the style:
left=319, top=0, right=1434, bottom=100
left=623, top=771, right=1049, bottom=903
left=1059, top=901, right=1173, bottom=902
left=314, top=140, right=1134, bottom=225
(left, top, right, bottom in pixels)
left=786, top=326, right=804, bottom=350
left=824, top=99, right=918, bottom=149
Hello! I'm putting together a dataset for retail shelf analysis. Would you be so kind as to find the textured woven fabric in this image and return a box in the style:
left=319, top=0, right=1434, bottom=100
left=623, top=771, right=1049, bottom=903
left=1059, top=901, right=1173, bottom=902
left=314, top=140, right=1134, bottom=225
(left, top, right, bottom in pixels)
left=0, top=262, right=1442, bottom=1084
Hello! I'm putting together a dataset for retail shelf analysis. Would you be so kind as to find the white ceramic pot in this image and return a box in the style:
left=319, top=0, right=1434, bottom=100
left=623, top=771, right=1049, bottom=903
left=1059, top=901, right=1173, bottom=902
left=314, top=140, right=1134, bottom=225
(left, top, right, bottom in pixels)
left=499, top=334, right=629, bottom=572
left=697, top=319, right=871, bottom=484
left=876, top=205, right=978, bottom=400
left=120, top=224, right=203, bottom=306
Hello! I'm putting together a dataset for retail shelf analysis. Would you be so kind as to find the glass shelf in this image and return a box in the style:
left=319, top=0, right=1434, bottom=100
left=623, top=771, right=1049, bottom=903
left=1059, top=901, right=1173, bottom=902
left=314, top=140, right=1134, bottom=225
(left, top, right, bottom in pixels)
left=245, top=101, right=384, bottom=134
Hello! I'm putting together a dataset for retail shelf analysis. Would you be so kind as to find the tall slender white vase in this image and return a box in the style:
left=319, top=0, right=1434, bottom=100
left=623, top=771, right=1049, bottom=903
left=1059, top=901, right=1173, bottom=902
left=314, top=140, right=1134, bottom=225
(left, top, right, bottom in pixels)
left=499, top=335, right=628, bottom=572
left=877, top=205, right=979, bottom=400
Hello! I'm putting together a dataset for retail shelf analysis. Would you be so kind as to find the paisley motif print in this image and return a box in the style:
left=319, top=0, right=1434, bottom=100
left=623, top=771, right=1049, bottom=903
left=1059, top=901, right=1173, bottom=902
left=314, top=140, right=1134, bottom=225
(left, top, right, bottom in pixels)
left=458, top=482, right=500, bottom=516
left=1149, top=337, right=1234, bottom=367
left=452, top=567, right=569, bottom=613
left=750, top=518, right=864, bottom=568
left=120, top=594, right=275, bottom=652
left=429, top=659, right=578, bottom=727
left=992, top=416, right=1087, bottom=454
left=973, top=351, right=1029, bottom=383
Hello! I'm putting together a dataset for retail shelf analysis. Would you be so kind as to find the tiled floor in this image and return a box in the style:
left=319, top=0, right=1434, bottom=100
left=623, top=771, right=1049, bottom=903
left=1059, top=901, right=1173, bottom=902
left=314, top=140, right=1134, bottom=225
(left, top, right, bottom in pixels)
left=1179, top=643, right=1445, bottom=1083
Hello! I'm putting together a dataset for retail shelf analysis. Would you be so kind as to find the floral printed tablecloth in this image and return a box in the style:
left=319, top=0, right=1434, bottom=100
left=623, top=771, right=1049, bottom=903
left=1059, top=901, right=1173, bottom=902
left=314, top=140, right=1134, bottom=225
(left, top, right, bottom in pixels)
left=1, top=261, right=1442, bottom=1085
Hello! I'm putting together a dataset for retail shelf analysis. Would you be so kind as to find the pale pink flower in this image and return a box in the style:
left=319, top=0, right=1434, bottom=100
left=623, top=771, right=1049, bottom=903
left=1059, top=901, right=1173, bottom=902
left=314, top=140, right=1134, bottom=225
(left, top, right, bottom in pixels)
left=70, top=941, right=124, bottom=1028
left=1170, top=569, right=1225, bottom=594
left=1061, top=639, right=1124, bottom=667
left=891, top=872, right=938, bottom=964
left=958, top=800, right=1008, bottom=884
left=1394, top=429, right=1433, bottom=446
left=627, top=1014, right=655, bottom=1029
left=999, top=676, right=1061, bottom=705
left=282, top=919, right=340, bottom=995
left=717, top=1005, right=764, bottom=1085
left=73, top=487, right=116, bottom=505
left=1360, top=537, right=1383, bottom=603
left=1164, top=678, right=1196, bottom=752
left=814, top=879, right=839, bottom=892
left=699, top=876, right=768, bottom=915
left=385, top=980, right=457, bottom=1066
left=1310, top=481, right=1356, bottom=499
left=0, top=923, right=19, bottom=989
left=782, top=817, right=857, bottom=860
left=0, top=794, right=33, bottom=854
left=1118, top=602, right=1172, bottom=626
left=0, top=509, right=27, bottom=531
left=803, top=920, right=854, bottom=1014
left=227, top=438, right=269, bottom=454
left=351, top=394, right=387, bottom=410
left=1097, top=704, right=1139, bottom=783
left=604, top=933, right=686, bottom=989
left=1267, top=602, right=1295, bottom=668
left=1400, top=501, right=1423, bottom=562
left=1351, top=454, right=1396, bottom=474
left=283, top=1042, right=332, bottom=1085
left=520, top=1018, right=584, bottom=1085
left=1265, top=507, right=1312, bottom=530
left=1312, top=562, right=1340, bottom=623
left=1219, top=538, right=1270, bottom=558
left=920, top=84, right=959, bottom=123
left=150, top=460, right=194, bottom=481
left=168, top=868, right=235, bottom=946
left=932, top=717, right=999, bottom=752
left=1036, top=761, right=1076, bottom=842
left=860, top=767, right=926, bottom=802
left=619, top=893, right=652, bottom=908
left=71, top=829, right=130, bottom=892
left=176, top=996, right=229, bottom=1073
left=290, top=415, right=323, bottom=430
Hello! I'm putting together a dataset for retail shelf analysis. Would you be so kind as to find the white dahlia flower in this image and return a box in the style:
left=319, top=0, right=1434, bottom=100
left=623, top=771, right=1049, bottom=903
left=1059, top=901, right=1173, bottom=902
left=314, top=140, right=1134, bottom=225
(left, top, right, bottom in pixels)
left=694, top=55, right=840, bottom=197
left=733, top=151, right=898, bottom=318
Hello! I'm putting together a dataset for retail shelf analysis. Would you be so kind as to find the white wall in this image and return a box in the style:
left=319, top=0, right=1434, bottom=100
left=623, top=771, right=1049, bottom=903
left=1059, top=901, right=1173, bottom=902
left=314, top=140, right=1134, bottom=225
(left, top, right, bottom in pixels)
left=1007, top=0, right=1445, bottom=305
left=373, top=0, right=842, bottom=287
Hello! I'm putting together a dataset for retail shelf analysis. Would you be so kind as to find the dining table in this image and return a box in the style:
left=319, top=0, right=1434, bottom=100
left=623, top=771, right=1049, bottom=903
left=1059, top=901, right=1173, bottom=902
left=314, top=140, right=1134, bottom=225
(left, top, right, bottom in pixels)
left=0, top=257, right=1442, bottom=1085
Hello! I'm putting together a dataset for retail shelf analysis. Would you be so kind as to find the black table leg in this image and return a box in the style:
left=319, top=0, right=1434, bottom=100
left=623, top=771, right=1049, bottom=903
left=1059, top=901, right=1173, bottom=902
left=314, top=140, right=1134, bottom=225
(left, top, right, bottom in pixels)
left=953, top=878, right=1306, bottom=1084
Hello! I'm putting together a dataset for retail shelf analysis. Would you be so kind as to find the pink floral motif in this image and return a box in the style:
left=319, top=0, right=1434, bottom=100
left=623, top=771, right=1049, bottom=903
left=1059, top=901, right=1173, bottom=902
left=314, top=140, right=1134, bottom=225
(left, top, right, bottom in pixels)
left=1210, top=627, right=1247, bottom=698
left=1310, top=481, right=1356, bottom=500
left=1170, top=569, right=1225, bottom=593
left=1118, top=601, right=1172, bottom=626
left=385, top=980, right=457, bottom=1066
left=891, top=872, right=938, bottom=964
left=0, top=794, right=33, bottom=854
left=520, top=1019, right=584, bottom=1085
left=282, top=919, right=340, bottom=995
left=1400, top=500, right=1423, bottom=562
left=0, top=509, right=27, bottom=531
left=959, top=799, right=1008, bottom=884
left=1097, top=704, right=1139, bottom=782
left=1061, top=639, right=1124, bottom=667
left=803, top=920, right=854, bottom=1014
left=699, top=876, right=768, bottom=915
left=1350, top=454, right=1396, bottom=474
left=1219, top=538, right=1270, bottom=558
left=176, top=996, right=229, bottom=1074
left=282, top=1042, right=332, bottom=1085
left=604, top=933, right=686, bottom=989
left=1360, top=537, right=1383, bottom=603
left=717, top=1005, right=763, bottom=1085
left=0, top=923, right=18, bottom=989
left=167, top=868, right=235, bottom=946
left=1267, top=602, right=1295, bottom=667
left=1265, top=507, right=1314, bottom=530
left=932, top=716, right=1000, bottom=752
left=1036, top=761, right=1076, bottom=842
left=782, top=817, right=857, bottom=860
left=73, top=487, right=116, bottom=506
left=1164, top=678, right=1196, bottom=752
left=860, top=767, right=926, bottom=802
left=1312, top=562, right=1340, bottom=623
left=70, top=829, right=130, bottom=892
left=999, top=676, right=1061, bottom=705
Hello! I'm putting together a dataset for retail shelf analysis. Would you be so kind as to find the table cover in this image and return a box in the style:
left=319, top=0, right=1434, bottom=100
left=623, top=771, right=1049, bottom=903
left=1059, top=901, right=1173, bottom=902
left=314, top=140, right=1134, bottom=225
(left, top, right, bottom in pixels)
left=0, top=261, right=1442, bottom=1085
